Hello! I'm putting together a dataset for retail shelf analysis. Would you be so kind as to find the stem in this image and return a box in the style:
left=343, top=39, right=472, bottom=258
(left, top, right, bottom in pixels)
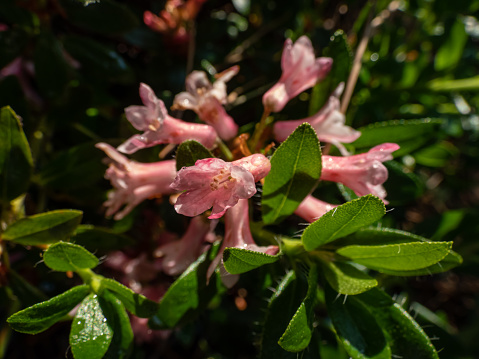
left=248, top=108, right=272, bottom=153
left=281, top=238, right=305, bottom=257
left=217, top=138, right=234, bottom=161
left=76, top=268, right=102, bottom=294
left=340, top=2, right=375, bottom=114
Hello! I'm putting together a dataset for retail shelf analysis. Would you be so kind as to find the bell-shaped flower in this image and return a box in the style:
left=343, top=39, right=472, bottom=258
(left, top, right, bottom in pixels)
left=96, top=143, right=177, bottom=220
left=320, top=143, right=400, bottom=203
left=273, top=83, right=361, bottom=155
left=207, top=199, right=279, bottom=286
left=172, top=66, right=239, bottom=141
left=156, top=216, right=216, bottom=276
left=263, top=36, right=333, bottom=113
left=171, top=154, right=271, bottom=219
left=294, top=195, right=338, bottom=223
left=118, top=83, right=218, bottom=154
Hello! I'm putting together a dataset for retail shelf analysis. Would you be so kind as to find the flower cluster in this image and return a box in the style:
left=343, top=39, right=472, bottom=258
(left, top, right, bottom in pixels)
left=97, top=35, right=398, bottom=288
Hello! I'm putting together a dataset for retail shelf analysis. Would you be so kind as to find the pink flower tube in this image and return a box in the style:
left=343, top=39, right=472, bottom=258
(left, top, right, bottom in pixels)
left=171, top=154, right=271, bottom=219
left=294, top=195, right=338, bottom=223
left=320, top=143, right=400, bottom=203
left=156, top=216, right=216, bottom=276
left=118, top=83, right=218, bottom=154
left=273, top=83, right=361, bottom=154
left=207, top=199, right=279, bottom=286
left=96, top=143, right=177, bottom=220
left=173, top=66, right=239, bottom=141
left=263, top=36, right=333, bottom=113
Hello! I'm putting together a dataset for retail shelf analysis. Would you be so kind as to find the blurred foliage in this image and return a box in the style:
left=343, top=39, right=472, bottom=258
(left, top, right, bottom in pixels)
left=1, top=0, right=479, bottom=358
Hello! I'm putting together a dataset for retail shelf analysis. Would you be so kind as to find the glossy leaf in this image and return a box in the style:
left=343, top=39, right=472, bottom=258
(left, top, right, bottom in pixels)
left=70, top=294, right=113, bottom=359
left=7, top=285, right=90, bottom=334
left=154, top=250, right=217, bottom=328
left=3, top=210, right=83, bottom=245
left=101, top=278, right=158, bottom=318
left=302, top=195, right=385, bottom=251
left=175, top=140, right=214, bottom=171
left=321, top=261, right=377, bottom=295
left=357, top=288, right=439, bottom=359
left=337, top=242, right=453, bottom=272
left=259, top=271, right=318, bottom=359
left=262, top=123, right=322, bottom=225
left=59, top=0, right=139, bottom=35
left=100, top=290, right=133, bottom=359
left=325, top=284, right=391, bottom=359
left=43, top=242, right=99, bottom=272
left=435, top=18, right=467, bottom=71
left=278, top=265, right=318, bottom=352
left=0, top=106, right=33, bottom=202
left=352, top=119, right=442, bottom=157
left=223, top=247, right=280, bottom=274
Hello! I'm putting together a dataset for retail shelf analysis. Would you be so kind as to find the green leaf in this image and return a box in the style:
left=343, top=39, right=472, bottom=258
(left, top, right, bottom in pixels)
left=427, top=76, right=479, bottom=92
left=59, top=0, right=139, bottom=35
left=100, top=290, right=133, bottom=359
left=337, top=242, right=453, bottom=272
left=7, top=285, right=90, bottom=334
left=0, top=106, right=33, bottom=202
left=154, top=249, right=217, bottom=328
left=302, top=195, right=385, bottom=251
left=262, top=123, right=322, bottom=225
left=3, top=210, right=83, bottom=245
left=325, top=284, right=391, bottom=359
left=34, top=32, right=70, bottom=98
left=357, top=288, right=439, bottom=359
left=259, top=271, right=318, bottom=359
left=321, top=261, right=377, bottom=295
left=434, top=18, right=467, bottom=71
left=278, top=265, right=318, bottom=352
left=175, top=140, right=214, bottom=171
left=369, top=250, right=462, bottom=276
left=43, top=242, right=99, bottom=272
left=336, top=227, right=430, bottom=247
left=414, top=141, right=458, bottom=168
left=351, top=119, right=442, bottom=157
left=309, top=30, right=352, bottom=115
left=63, top=35, right=133, bottom=82
left=101, top=278, right=158, bottom=318
left=223, top=247, right=280, bottom=274
left=70, top=293, right=113, bottom=359
left=37, top=142, right=106, bottom=190
left=383, top=161, right=425, bottom=205
left=71, top=225, right=134, bottom=251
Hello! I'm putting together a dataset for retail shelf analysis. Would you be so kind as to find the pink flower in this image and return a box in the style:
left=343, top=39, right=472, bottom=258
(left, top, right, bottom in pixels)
left=263, top=36, right=333, bottom=113
left=294, top=195, right=338, bottom=223
left=96, top=143, right=177, bottom=220
left=173, top=66, right=239, bottom=140
left=118, top=83, right=218, bottom=154
left=207, top=199, right=279, bottom=286
left=320, top=143, right=400, bottom=204
left=156, top=216, right=216, bottom=276
left=273, top=83, right=361, bottom=155
left=171, top=154, right=271, bottom=219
